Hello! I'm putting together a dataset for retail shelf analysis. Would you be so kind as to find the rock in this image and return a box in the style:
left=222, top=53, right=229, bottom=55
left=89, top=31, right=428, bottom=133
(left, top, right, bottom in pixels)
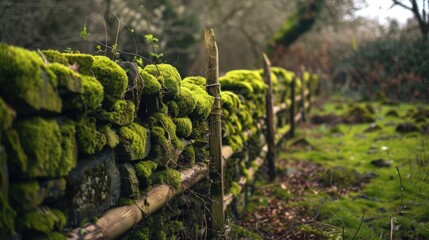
left=364, top=123, right=382, bottom=133
left=311, top=114, right=342, bottom=124
left=343, top=105, right=375, bottom=124
left=370, top=159, right=391, bottom=168
left=396, top=123, right=420, bottom=133
left=64, top=149, right=120, bottom=226
left=319, top=166, right=362, bottom=187
left=385, top=109, right=399, bottom=118
left=119, top=61, right=143, bottom=112
left=119, top=163, right=140, bottom=198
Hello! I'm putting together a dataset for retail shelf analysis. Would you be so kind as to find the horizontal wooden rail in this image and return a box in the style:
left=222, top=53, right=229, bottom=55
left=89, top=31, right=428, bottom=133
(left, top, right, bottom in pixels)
left=65, top=164, right=208, bottom=240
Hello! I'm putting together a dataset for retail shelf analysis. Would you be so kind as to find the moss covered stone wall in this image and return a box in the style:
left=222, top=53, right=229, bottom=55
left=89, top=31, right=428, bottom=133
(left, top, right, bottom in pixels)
left=0, top=43, right=317, bottom=239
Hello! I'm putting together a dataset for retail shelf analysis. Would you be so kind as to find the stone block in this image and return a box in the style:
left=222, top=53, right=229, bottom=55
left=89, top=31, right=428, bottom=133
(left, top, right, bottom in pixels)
left=119, top=163, right=139, bottom=198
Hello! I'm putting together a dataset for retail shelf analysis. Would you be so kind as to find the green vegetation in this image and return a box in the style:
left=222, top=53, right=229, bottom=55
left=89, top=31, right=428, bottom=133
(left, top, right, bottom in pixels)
left=66, top=75, right=104, bottom=112
left=151, top=168, right=182, bottom=189
left=117, top=123, right=149, bottom=160
left=17, top=207, right=66, bottom=234
left=75, top=117, right=106, bottom=155
left=144, top=64, right=182, bottom=99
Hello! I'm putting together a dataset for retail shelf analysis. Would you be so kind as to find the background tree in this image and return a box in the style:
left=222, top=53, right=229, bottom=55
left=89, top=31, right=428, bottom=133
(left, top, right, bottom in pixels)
left=392, top=0, right=429, bottom=40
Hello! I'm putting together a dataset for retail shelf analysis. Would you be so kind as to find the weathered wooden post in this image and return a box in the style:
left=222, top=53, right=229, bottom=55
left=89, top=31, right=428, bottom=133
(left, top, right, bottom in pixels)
left=262, top=54, right=276, bottom=181
left=300, top=76, right=306, bottom=122
left=289, top=77, right=296, bottom=138
left=204, top=27, right=225, bottom=235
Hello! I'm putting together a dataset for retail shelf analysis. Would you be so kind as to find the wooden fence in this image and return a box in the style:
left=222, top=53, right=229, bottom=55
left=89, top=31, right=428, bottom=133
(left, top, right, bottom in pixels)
left=65, top=28, right=316, bottom=239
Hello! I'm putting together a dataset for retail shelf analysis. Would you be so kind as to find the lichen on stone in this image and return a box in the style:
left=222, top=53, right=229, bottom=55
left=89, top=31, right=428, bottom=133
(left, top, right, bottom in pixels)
left=0, top=43, right=62, bottom=113
left=92, top=56, right=128, bottom=105
left=144, top=64, right=182, bottom=99
left=117, top=123, right=149, bottom=160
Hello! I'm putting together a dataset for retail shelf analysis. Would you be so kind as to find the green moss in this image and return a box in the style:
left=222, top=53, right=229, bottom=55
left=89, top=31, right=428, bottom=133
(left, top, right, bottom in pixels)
left=150, top=126, right=177, bottom=166
left=17, top=207, right=66, bottom=234
left=130, top=227, right=151, bottom=240
left=117, top=197, right=135, bottom=206
left=0, top=97, right=15, bottom=131
left=97, top=100, right=135, bottom=126
left=98, top=125, right=120, bottom=148
left=2, top=129, right=28, bottom=173
left=41, top=50, right=69, bottom=65
left=59, top=119, right=78, bottom=176
left=182, top=76, right=207, bottom=86
left=138, top=67, right=162, bottom=95
left=92, top=56, right=128, bottom=105
left=62, top=53, right=94, bottom=75
left=117, top=123, right=149, bottom=160
left=229, top=223, right=262, bottom=240
left=134, top=160, right=158, bottom=180
left=182, top=80, right=214, bottom=120
left=35, top=232, right=66, bottom=240
left=10, top=181, right=42, bottom=210
left=173, top=118, right=192, bottom=138
left=67, top=75, right=103, bottom=112
left=178, top=145, right=195, bottom=168
left=0, top=43, right=62, bottom=113
left=227, top=134, right=244, bottom=152
left=0, top=195, right=16, bottom=239
left=76, top=117, right=106, bottom=155
left=13, top=117, right=76, bottom=178
left=167, top=101, right=179, bottom=118
left=176, top=87, right=197, bottom=117
left=150, top=113, right=184, bottom=151
left=152, top=168, right=181, bottom=189
left=144, top=64, right=182, bottom=99
left=48, top=62, right=83, bottom=94
left=230, top=181, right=242, bottom=197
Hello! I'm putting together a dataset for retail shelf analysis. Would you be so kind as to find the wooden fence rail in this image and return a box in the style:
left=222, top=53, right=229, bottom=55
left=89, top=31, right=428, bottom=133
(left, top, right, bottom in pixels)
left=66, top=28, right=314, bottom=239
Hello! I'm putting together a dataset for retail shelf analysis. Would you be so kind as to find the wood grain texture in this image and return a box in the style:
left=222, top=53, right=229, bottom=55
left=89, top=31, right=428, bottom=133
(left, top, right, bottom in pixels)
left=263, top=54, right=276, bottom=181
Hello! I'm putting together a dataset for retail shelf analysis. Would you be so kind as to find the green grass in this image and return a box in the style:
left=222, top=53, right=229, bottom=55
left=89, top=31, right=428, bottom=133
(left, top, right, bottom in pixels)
left=278, top=100, right=429, bottom=239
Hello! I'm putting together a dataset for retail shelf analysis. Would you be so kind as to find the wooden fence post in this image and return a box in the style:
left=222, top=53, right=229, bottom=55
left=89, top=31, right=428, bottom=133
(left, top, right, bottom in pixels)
left=301, top=76, right=306, bottom=122
left=289, top=77, right=296, bottom=138
left=204, top=27, right=225, bottom=236
left=262, top=54, right=276, bottom=181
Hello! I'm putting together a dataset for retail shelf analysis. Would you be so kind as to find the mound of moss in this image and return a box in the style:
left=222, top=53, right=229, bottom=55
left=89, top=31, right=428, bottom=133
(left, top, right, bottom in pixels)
left=16, top=207, right=66, bottom=234
left=65, top=75, right=103, bottom=112
left=343, top=105, right=375, bottom=124
left=178, top=145, right=196, bottom=168
left=149, top=126, right=177, bottom=167
left=62, top=53, right=94, bottom=75
left=173, top=117, right=192, bottom=138
left=48, top=62, right=83, bottom=95
left=0, top=195, right=16, bottom=239
left=175, top=87, right=197, bottom=117
left=98, top=125, right=120, bottom=148
left=144, top=64, right=182, bottom=99
left=0, top=44, right=62, bottom=114
left=149, top=113, right=184, bottom=151
left=117, top=123, right=150, bottom=161
left=182, top=78, right=214, bottom=120
left=151, top=168, right=182, bottom=189
left=139, top=67, right=162, bottom=95
left=96, top=100, right=135, bottom=126
left=41, top=50, right=69, bottom=65
left=91, top=56, right=128, bottom=106
left=75, top=117, right=106, bottom=155
left=12, top=117, right=77, bottom=178
left=134, top=160, right=158, bottom=181
left=0, top=97, right=15, bottom=131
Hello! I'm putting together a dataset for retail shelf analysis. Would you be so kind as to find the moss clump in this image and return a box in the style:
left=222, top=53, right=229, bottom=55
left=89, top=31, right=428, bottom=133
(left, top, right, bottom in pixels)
left=98, top=125, right=120, bottom=148
left=182, top=79, right=214, bottom=120
left=0, top=195, right=16, bottom=239
left=229, top=224, right=262, bottom=240
left=173, top=118, right=192, bottom=138
left=343, top=105, right=375, bottom=124
left=150, top=126, right=177, bottom=166
left=75, top=117, right=106, bottom=155
left=0, top=97, right=16, bottom=131
left=144, top=64, right=182, bottom=99
left=2, top=129, right=28, bottom=173
left=152, top=168, right=182, bottom=189
left=117, top=123, right=149, bottom=160
left=385, top=109, right=399, bottom=117
left=92, top=56, right=128, bottom=105
left=9, top=181, right=42, bottom=210
left=66, top=75, right=104, bottom=112
left=167, top=101, right=179, bottom=118
left=117, top=198, right=134, bottom=206
left=48, top=62, right=83, bottom=94
left=97, top=100, right=135, bottom=126
left=35, top=232, right=66, bottom=240
left=175, top=87, right=197, bottom=117
left=182, top=76, right=207, bottom=86
left=150, top=113, right=184, bottom=151
left=319, top=166, right=362, bottom=187
left=17, top=207, right=66, bottom=234
left=139, top=67, right=162, bottom=95
left=230, top=181, right=242, bottom=197
left=62, top=53, right=94, bottom=75
left=130, top=227, right=151, bottom=240
left=14, top=117, right=76, bottom=178
left=134, top=160, right=158, bottom=180
left=41, top=50, right=69, bottom=65
left=0, top=43, right=62, bottom=113
left=178, top=145, right=195, bottom=168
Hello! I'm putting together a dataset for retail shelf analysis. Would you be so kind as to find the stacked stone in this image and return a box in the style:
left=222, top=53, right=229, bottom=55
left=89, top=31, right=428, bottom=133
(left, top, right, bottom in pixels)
left=0, top=44, right=214, bottom=239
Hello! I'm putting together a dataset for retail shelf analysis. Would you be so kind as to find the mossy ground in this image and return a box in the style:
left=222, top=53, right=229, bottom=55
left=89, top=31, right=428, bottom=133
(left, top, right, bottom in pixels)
left=238, top=98, right=429, bottom=239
